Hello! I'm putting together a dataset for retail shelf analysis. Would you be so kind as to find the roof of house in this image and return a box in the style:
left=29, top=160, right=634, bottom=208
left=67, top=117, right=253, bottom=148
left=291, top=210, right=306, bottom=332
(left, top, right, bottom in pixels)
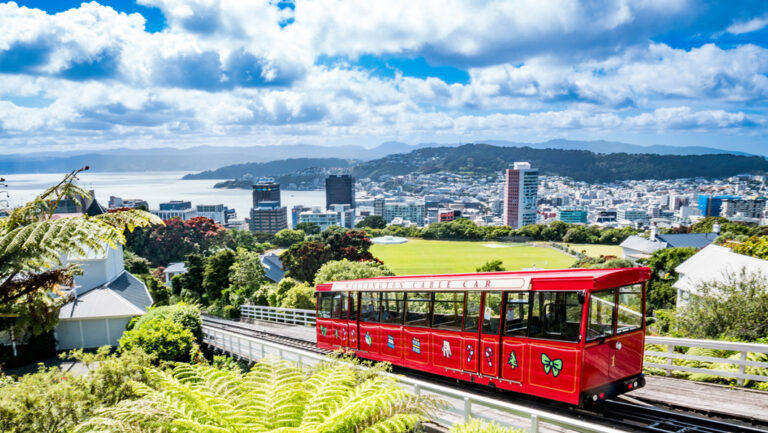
left=164, top=262, right=187, bottom=274
left=619, top=235, right=665, bottom=255
left=59, top=271, right=153, bottom=320
left=656, top=233, right=718, bottom=249
left=260, top=253, right=285, bottom=282
left=673, top=244, right=768, bottom=295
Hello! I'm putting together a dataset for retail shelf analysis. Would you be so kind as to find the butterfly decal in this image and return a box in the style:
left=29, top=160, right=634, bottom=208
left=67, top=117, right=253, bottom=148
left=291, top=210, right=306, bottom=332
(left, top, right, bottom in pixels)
left=320, top=326, right=327, bottom=336
left=508, top=351, right=518, bottom=369
left=334, top=329, right=339, bottom=338
left=541, top=353, right=563, bottom=377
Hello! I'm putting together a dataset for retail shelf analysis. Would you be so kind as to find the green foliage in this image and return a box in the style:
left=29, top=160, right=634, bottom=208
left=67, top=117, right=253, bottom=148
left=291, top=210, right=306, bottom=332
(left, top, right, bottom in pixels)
left=201, top=249, right=236, bottom=304
left=0, top=169, right=162, bottom=337
left=177, top=253, right=204, bottom=298
left=676, top=269, right=768, bottom=341
left=268, top=277, right=298, bottom=307
left=0, top=347, right=154, bottom=433
left=356, top=215, right=386, bottom=229
left=422, top=218, right=483, bottom=240
left=280, top=283, right=316, bottom=309
left=76, top=356, right=439, bottom=433
left=451, top=418, right=523, bottom=433
left=119, top=317, right=197, bottom=362
left=315, top=259, right=395, bottom=285
left=127, top=303, right=202, bottom=342
left=137, top=273, right=171, bottom=307
left=476, top=259, right=506, bottom=272
left=130, top=217, right=234, bottom=266
left=732, top=236, right=768, bottom=260
left=274, top=228, right=306, bottom=247
left=281, top=240, right=335, bottom=283
left=226, top=247, right=267, bottom=305
left=639, top=247, right=697, bottom=311
left=296, top=221, right=321, bottom=235
left=231, top=229, right=271, bottom=253
left=123, top=250, right=151, bottom=274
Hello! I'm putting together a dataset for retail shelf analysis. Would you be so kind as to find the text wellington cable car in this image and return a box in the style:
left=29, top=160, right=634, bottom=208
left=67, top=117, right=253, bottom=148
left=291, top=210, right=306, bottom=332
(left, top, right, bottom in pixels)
left=315, top=267, right=651, bottom=405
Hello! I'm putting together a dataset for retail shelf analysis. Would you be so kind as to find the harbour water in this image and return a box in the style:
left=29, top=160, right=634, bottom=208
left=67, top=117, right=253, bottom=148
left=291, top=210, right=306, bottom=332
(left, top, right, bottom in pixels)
left=2, top=171, right=326, bottom=224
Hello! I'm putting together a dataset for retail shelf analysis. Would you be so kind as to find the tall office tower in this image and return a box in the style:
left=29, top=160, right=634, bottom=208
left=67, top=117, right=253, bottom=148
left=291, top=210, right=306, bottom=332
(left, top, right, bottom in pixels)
left=373, top=197, right=385, bottom=217
left=249, top=202, right=288, bottom=234
left=503, top=162, right=539, bottom=229
left=325, top=174, right=355, bottom=209
left=252, top=178, right=281, bottom=207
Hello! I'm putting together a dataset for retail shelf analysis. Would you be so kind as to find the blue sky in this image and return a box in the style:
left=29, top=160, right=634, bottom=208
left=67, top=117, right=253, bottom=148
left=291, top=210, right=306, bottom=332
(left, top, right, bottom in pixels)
left=0, top=0, right=767, bottom=154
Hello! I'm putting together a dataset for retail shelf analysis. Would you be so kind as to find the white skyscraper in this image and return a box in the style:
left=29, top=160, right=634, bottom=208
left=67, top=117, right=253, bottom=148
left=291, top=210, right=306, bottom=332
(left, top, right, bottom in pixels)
left=503, top=162, right=539, bottom=229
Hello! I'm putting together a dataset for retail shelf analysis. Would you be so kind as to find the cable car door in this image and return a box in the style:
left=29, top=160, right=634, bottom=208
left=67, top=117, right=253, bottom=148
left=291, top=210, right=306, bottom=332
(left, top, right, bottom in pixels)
left=461, top=292, right=481, bottom=373
left=500, top=291, right=529, bottom=384
left=479, top=291, right=503, bottom=377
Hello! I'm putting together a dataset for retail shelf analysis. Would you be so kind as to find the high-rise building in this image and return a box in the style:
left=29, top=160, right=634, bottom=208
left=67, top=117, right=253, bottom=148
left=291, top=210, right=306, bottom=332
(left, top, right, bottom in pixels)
left=252, top=178, right=281, bottom=207
left=159, top=200, right=192, bottom=211
left=503, top=162, right=538, bottom=229
left=384, top=200, right=426, bottom=226
left=196, top=204, right=228, bottom=224
left=556, top=206, right=587, bottom=224
left=291, top=205, right=311, bottom=228
left=325, top=175, right=355, bottom=209
left=249, top=201, right=288, bottom=234
left=373, top=197, right=385, bottom=217
left=721, top=198, right=766, bottom=219
left=698, top=195, right=740, bottom=217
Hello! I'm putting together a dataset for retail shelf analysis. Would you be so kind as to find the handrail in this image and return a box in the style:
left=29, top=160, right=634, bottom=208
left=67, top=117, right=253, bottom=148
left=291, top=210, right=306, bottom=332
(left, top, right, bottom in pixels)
left=239, top=306, right=768, bottom=386
left=202, top=324, right=624, bottom=433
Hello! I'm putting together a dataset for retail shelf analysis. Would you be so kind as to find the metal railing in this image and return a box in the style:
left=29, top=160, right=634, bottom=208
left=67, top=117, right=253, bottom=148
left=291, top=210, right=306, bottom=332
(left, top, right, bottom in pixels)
left=240, top=305, right=315, bottom=326
left=239, top=306, right=768, bottom=387
left=644, top=336, right=768, bottom=386
left=203, top=324, right=623, bottom=433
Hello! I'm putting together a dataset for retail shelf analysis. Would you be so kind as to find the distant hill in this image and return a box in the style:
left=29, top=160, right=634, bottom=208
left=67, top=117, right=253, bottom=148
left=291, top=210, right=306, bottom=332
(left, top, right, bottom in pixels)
left=183, top=158, right=355, bottom=180
left=351, top=144, right=768, bottom=182
left=483, top=139, right=752, bottom=156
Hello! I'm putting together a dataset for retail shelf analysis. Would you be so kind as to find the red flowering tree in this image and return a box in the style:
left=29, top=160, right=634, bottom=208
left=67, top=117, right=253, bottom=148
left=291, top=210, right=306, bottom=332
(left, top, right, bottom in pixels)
left=129, top=217, right=234, bottom=266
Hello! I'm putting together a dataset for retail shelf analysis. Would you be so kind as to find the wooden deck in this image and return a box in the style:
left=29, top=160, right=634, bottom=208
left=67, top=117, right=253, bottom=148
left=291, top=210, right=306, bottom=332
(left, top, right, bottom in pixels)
left=628, top=375, right=768, bottom=424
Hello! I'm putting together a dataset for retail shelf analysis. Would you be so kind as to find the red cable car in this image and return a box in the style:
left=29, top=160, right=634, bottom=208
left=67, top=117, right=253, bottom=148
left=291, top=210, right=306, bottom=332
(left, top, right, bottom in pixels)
left=315, top=267, right=650, bottom=405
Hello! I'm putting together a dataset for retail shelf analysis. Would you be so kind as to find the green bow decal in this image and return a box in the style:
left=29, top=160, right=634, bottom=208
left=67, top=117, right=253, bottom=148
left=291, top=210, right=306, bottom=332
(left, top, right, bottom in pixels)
left=541, top=353, right=563, bottom=377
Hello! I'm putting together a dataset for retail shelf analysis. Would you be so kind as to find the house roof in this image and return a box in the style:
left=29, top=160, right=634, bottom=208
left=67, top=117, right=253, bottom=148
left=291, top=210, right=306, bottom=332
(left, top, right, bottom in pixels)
left=620, top=235, right=665, bottom=255
left=673, top=244, right=768, bottom=295
left=164, top=262, right=187, bottom=274
left=59, top=271, right=153, bottom=320
left=656, top=233, right=718, bottom=249
left=260, top=253, right=285, bottom=282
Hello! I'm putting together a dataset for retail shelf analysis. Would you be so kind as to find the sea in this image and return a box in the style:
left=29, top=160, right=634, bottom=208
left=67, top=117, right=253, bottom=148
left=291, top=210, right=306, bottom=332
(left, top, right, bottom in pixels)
left=2, top=171, right=326, bottom=226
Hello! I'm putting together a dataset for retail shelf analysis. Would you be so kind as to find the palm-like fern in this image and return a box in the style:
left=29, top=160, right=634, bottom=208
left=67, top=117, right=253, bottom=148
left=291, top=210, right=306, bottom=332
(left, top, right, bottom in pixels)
left=75, top=357, right=441, bottom=433
left=0, top=168, right=162, bottom=333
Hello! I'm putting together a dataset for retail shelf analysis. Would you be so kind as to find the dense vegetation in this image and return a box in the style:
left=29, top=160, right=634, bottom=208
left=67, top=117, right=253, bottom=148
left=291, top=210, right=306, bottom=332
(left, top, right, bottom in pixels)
left=352, top=144, right=768, bottom=182
left=182, top=157, right=355, bottom=180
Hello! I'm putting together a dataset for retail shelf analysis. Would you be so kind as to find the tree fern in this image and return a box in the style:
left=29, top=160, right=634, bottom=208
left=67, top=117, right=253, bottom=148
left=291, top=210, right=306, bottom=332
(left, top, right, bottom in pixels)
left=76, top=356, right=440, bottom=433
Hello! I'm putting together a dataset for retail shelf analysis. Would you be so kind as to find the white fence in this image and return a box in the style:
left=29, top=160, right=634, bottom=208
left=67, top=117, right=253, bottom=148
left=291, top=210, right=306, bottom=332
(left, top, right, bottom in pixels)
left=240, top=306, right=768, bottom=387
left=241, top=305, right=315, bottom=326
left=203, top=324, right=623, bottom=433
left=645, top=336, right=768, bottom=386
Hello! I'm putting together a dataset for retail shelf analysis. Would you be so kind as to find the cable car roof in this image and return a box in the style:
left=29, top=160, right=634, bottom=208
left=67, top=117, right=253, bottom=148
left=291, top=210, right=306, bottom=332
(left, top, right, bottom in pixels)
left=316, top=267, right=651, bottom=292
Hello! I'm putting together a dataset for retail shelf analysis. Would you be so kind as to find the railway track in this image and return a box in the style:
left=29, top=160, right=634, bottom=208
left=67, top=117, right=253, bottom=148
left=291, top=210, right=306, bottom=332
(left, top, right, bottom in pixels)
left=201, top=317, right=767, bottom=433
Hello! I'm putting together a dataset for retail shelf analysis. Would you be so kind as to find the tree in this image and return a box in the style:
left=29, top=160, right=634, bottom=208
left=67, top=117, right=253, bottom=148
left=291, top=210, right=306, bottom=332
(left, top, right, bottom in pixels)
left=273, top=229, right=306, bottom=247
left=280, top=283, right=315, bottom=309
left=640, top=247, right=697, bottom=310
left=0, top=168, right=162, bottom=337
left=177, top=253, right=205, bottom=298
left=476, top=260, right=505, bottom=272
left=123, top=250, right=151, bottom=275
left=118, top=317, right=197, bottom=362
left=296, top=221, right=321, bottom=235
left=76, top=357, right=438, bottom=433
left=732, top=236, right=768, bottom=260
left=314, top=259, right=395, bottom=284
left=356, top=215, right=386, bottom=229
left=224, top=248, right=267, bottom=313
left=201, top=249, right=236, bottom=304
left=676, top=269, right=768, bottom=341
left=139, top=217, right=234, bottom=266
left=231, top=229, right=270, bottom=253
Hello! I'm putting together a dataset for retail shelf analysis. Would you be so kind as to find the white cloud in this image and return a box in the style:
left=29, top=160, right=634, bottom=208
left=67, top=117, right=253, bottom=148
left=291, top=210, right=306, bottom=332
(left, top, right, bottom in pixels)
left=726, top=15, right=768, bottom=35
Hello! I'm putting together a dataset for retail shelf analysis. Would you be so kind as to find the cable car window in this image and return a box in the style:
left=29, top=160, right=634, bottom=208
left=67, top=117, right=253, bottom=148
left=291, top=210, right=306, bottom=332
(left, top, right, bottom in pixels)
left=617, top=284, right=643, bottom=334
left=432, top=292, right=465, bottom=331
left=360, top=292, right=381, bottom=322
left=318, top=293, right=334, bottom=319
left=482, top=291, right=502, bottom=335
left=503, top=292, right=529, bottom=337
left=332, top=292, right=347, bottom=319
left=405, top=292, right=431, bottom=327
left=587, top=289, right=615, bottom=341
left=464, top=292, right=482, bottom=332
left=381, top=292, right=405, bottom=325
left=349, top=292, right=358, bottom=321
left=529, top=291, right=583, bottom=342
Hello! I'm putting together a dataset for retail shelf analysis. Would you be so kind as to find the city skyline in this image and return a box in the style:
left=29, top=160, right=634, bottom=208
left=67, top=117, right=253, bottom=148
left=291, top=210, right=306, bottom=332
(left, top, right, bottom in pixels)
left=0, top=1, right=766, bottom=155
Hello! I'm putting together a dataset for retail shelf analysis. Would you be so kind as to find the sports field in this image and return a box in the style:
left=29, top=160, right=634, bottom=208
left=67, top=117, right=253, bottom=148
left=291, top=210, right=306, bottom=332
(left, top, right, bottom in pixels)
left=371, top=239, right=576, bottom=276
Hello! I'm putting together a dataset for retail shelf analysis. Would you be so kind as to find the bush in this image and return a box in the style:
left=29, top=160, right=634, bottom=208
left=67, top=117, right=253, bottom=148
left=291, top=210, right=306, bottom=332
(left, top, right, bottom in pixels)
left=280, top=283, right=315, bottom=309
left=273, top=229, right=306, bottom=247
left=127, top=303, right=202, bottom=342
left=451, top=418, right=523, bottom=433
left=123, top=250, right=151, bottom=274
left=119, top=317, right=197, bottom=362
left=476, top=259, right=505, bottom=272
left=314, top=259, right=394, bottom=285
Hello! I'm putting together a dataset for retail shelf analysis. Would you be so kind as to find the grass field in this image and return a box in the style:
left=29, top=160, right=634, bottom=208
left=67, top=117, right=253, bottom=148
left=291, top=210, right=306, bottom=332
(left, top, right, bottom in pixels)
left=550, top=243, right=623, bottom=258
left=371, top=239, right=576, bottom=276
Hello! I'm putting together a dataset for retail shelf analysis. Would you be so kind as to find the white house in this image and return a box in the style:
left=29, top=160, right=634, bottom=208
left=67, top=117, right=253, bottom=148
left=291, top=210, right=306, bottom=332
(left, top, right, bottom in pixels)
left=673, top=244, right=768, bottom=309
left=164, top=262, right=187, bottom=286
left=55, top=244, right=153, bottom=350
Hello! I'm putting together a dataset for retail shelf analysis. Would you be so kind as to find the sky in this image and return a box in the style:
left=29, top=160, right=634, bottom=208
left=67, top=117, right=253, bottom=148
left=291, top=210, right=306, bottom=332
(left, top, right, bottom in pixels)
left=0, top=0, right=767, bottom=154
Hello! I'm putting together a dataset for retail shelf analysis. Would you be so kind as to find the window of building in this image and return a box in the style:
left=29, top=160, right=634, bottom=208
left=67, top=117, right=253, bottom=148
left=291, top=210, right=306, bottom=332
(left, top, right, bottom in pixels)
left=349, top=292, right=358, bottom=321
left=587, top=289, right=615, bottom=341
left=464, top=292, right=482, bottom=332
left=617, top=284, right=644, bottom=334
left=529, top=291, right=583, bottom=342
left=381, top=292, right=405, bottom=325
left=432, top=292, right=465, bottom=331
left=503, top=292, right=529, bottom=337
left=318, top=292, right=334, bottom=319
left=404, top=292, right=431, bottom=327
left=482, top=291, right=502, bottom=335
left=360, top=292, right=380, bottom=323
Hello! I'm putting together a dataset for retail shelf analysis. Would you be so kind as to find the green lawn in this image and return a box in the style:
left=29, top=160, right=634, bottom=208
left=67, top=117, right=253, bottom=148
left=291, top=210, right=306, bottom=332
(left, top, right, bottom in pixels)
left=371, top=239, right=576, bottom=276
left=551, top=243, right=624, bottom=258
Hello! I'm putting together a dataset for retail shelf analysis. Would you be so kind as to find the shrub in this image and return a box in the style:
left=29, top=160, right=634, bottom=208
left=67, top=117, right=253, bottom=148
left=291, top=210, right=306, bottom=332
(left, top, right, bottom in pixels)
left=451, top=418, right=523, bottom=433
left=118, top=317, right=197, bottom=362
left=280, top=283, right=315, bottom=309
left=127, top=303, right=202, bottom=342
left=314, top=259, right=394, bottom=285
left=476, top=259, right=505, bottom=272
